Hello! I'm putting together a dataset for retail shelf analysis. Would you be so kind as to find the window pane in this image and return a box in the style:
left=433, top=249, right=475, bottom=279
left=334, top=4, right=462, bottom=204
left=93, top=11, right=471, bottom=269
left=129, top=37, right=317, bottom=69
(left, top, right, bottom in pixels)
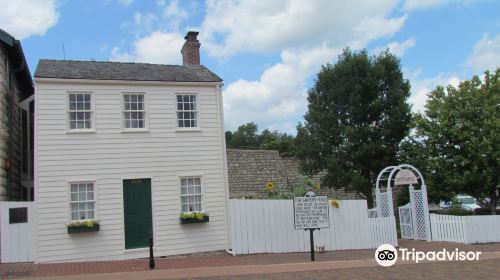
left=84, top=101, right=91, bottom=110
left=183, top=95, right=189, bottom=102
left=131, top=95, right=137, bottom=102
left=195, top=185, right=201, bottom=194
left=178, top=120, right=184, bottom=127
left=124, top=95, right=129, bottom=102
left=138, top=120, right=144, bottom=128
left=77, top=94, right=83, bottom=102
left=181, top=179, right=187, bottom=186
left=137, top=112, right=144, bottom=120
left=83, top=94, right=91, bottom=102
left=125, top=120, right=131, bottom=128
left=69, top=112, right=76, bottom=121
left=138, top=94, right=144, bottom=103
left=181, top=187, right=187, bottom=194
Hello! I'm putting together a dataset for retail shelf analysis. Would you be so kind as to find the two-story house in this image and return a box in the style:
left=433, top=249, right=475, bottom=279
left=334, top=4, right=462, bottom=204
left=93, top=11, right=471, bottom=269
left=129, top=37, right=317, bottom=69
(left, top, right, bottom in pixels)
left=34, top=31, right=230, bottom=262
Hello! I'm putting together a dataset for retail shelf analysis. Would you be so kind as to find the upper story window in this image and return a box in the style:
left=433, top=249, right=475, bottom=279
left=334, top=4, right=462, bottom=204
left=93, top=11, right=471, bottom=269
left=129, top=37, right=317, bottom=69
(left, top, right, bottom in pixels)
left=70, top=182, right=95, bottom=221
left=123, top=93, right=146, bottom=129
left=176, top=94, right=198, bottom=128
left=68, top=92, right=93, bottom=130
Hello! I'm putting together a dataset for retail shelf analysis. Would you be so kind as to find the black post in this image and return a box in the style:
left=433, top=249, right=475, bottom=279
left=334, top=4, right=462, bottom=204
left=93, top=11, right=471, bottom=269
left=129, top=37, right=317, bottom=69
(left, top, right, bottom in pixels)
left=309, top=228, right=315, bottom=261
left=149, top=231, right=155, bottom=269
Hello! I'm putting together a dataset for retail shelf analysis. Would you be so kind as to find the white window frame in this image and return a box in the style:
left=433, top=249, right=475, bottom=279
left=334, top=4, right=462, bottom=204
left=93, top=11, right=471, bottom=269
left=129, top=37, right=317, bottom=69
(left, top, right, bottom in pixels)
left=66, top=91, right=95, bottom=133
left=68, top=181, right=97, bottom=222
left=121, top=92, right=148, bottom=132
left=179, top=176, right=204, bottom=213
left=176, top=93, right=200, bottom=130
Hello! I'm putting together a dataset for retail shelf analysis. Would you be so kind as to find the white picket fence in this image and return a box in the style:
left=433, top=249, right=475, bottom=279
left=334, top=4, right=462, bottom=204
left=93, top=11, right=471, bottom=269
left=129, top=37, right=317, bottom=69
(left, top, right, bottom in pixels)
left=229, top=199, right=397, bottom=255
left=430, top=214, right=500, bottom=244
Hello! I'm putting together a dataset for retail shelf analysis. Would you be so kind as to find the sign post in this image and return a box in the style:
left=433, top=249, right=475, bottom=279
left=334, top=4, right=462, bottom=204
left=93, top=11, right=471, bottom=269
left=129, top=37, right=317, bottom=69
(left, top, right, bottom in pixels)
left=293, top=195, right=330, bottom=261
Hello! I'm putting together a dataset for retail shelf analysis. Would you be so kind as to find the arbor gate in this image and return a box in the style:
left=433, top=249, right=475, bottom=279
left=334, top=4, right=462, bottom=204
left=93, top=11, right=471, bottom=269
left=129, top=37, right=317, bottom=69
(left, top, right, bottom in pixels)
left=374, top=164, right=431, bottom=241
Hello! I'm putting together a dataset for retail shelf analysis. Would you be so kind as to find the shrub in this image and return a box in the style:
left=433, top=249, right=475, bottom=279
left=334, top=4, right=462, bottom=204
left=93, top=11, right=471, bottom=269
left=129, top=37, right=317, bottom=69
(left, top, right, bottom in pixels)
left=474, top=208, right=500, bottom=215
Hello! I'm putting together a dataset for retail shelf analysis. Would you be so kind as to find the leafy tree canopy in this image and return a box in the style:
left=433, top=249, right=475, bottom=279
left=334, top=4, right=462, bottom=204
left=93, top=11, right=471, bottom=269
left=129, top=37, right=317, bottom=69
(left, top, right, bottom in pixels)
left=296, top=49, right=412, bottom=205
left=226, top=122, right=296, bottom=156
left=402, top=69, right=500, bottom=213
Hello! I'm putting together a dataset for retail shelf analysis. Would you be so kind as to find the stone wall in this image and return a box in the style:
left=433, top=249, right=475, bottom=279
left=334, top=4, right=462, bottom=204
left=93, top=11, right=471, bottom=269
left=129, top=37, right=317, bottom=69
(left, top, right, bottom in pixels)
left=227, top=149, right=360, bottom=199
left=0, top=44, right=22, bottom=201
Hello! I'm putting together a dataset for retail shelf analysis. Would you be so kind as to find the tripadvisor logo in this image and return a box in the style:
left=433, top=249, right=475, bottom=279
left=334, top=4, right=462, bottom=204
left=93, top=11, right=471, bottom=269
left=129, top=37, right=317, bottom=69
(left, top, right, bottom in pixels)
left=375, top=244, right=482, bottom=267
left=375, top=244, right=398, bottom=267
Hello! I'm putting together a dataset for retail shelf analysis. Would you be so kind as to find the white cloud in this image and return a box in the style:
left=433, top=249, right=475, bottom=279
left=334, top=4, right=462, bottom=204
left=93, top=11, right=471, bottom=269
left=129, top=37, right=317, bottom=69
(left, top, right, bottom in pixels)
left=200, top=0, right=405, bottom=59
left=407, top=70, right=461, bottom=113
left=403, top=0, right=449, bottom=11
left=223, top=45, right=340, bottom=132
left=110, top=31, right=184, bottom=64
left=0, top=0, right=60, bottom=39
left=374, top=38, right=416, bottom=57
left=162, top=0, right=188, bottom=30
left=466, top=33, right=500, bottom=72
left=118, top=0, right=134, bottom=7
left=208, top=0, right=408, bottom=132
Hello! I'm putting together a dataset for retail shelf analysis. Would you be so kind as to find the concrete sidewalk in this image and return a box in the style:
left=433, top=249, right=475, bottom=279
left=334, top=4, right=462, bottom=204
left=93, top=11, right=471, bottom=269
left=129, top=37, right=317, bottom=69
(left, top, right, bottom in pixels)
left=2, top=240, right=500, bottom=279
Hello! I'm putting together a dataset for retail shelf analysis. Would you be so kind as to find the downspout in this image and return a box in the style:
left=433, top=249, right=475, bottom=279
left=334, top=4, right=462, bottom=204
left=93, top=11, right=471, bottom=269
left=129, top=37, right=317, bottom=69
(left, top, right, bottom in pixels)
left=215, top=82, right=234, bottom=256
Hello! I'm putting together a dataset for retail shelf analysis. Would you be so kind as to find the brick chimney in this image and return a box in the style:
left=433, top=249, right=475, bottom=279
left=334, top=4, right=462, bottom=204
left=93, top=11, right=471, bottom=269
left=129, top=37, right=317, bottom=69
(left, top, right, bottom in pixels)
left=181, top=31, right=201, bottom=66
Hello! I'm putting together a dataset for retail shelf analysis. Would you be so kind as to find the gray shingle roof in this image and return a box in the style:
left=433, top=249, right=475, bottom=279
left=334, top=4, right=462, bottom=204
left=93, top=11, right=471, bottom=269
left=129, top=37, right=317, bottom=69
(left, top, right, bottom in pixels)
left=34, top=59, right=222, bottom=82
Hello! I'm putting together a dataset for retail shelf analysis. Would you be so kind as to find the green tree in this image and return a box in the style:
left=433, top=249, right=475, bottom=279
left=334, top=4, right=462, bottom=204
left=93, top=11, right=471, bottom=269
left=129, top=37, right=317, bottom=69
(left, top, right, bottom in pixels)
left=225, top=123, right=296, bottom=156
left=227, top=122, right=260, bottom=148
left=296, top=49, right=412, bottom=206
left=410, top=69, right=500, bottom=214
left=259, top=129, right=296, bottom=156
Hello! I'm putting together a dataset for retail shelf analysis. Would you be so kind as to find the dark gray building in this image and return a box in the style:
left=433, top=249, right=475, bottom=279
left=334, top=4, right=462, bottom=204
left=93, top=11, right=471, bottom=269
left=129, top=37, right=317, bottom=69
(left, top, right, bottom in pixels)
left=0, top=29, right=34, bottom=201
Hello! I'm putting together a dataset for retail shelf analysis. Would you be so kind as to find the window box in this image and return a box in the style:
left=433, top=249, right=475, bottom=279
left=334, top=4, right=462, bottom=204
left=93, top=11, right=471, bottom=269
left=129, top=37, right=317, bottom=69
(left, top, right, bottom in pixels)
left=179, top=212, right=209, bottom=224
left=67, top=220, right=100, bottom=233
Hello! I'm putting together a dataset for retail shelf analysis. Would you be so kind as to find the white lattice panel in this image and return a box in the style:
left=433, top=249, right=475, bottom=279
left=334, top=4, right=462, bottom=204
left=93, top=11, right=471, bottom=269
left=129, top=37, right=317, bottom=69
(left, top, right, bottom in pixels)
left=410, top=189, right=430, bottom=240
left=376, top=192, right=391, bottom=217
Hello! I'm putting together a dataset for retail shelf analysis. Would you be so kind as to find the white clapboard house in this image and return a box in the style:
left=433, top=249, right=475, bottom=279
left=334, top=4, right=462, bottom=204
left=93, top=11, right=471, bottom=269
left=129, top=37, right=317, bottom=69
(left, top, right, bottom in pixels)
left=33, top=31, right=230, bottom=262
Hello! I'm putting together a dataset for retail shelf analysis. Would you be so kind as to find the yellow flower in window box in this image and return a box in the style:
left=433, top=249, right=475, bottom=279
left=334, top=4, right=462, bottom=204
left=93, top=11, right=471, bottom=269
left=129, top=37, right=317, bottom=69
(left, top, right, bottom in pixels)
left=265, top=181, right=275, bottom=191
left=330, top=199, right=340, bottom=208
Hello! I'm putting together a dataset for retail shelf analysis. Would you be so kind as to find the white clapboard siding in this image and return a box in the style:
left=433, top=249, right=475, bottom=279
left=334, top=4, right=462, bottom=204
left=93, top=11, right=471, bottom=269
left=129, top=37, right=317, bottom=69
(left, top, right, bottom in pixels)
left=35, top=81, right=228, bottom=262
left=229, top=199, right=397, bottom=255
left=430, top=214, right=500, bottom=244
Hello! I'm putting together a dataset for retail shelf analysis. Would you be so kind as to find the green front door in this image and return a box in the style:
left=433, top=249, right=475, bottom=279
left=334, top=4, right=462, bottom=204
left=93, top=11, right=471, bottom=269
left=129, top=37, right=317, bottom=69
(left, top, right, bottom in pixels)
left=123, top=178, right=153, bottom=250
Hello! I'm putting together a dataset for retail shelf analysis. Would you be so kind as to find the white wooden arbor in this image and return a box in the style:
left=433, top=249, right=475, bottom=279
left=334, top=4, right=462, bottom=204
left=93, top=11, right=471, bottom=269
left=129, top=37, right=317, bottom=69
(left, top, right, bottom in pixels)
left=374, top=164, right=431, bottom=241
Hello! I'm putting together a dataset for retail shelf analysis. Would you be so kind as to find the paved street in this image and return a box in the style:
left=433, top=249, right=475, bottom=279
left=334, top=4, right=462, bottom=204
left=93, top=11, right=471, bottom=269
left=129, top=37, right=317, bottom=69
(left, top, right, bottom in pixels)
left=1, top=241, right=500, bottom=279
left=194, top=259, right=500, bottom=280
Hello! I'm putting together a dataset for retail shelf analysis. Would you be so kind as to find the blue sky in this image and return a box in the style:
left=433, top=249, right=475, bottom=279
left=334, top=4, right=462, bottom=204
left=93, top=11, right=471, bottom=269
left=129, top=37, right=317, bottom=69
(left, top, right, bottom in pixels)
left=2, top=0, right=499, bottom=134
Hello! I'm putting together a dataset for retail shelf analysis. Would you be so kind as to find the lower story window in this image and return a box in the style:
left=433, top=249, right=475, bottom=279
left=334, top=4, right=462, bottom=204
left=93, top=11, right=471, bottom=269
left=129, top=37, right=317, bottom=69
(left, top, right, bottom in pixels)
left=70, top=182, right=95, bottom=220
left=180, top=177, right=202, bottom=212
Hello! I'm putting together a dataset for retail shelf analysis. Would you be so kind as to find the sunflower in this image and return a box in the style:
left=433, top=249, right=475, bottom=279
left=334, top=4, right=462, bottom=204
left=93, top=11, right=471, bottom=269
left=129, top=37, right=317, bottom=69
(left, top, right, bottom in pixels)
left=330, top=199, right=340, bottom=208
left=265, top=181, right=275, bottom=191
